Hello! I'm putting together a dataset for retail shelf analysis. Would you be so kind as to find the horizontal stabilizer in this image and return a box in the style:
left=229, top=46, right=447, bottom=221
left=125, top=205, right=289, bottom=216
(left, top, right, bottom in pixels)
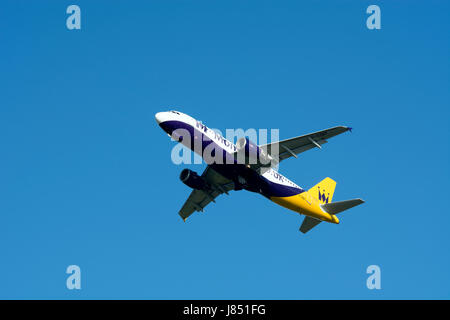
left=321, top=199, right=364, bottom=215
left=299, top=216, right=322, bottom=234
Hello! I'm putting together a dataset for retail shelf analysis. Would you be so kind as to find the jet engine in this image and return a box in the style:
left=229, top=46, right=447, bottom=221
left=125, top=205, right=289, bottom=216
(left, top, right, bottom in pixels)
left=179, top=169, right=206, bottom=190
left=235, top=137, right=273, bottom=167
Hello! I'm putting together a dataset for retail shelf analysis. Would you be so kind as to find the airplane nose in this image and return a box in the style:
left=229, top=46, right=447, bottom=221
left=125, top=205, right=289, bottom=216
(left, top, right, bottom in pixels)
left=155, top=112, right=164, bottom=124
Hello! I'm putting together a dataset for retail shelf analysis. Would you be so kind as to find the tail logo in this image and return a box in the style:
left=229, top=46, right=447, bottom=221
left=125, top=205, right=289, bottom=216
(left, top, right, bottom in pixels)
left=318, top=187, right=330, bottom=204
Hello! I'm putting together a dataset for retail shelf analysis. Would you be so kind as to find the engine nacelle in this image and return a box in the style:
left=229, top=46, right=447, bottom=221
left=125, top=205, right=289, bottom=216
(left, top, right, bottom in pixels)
left=235, top=137, right=273, bottom=166
left=179, top=169, right=206, bottom=190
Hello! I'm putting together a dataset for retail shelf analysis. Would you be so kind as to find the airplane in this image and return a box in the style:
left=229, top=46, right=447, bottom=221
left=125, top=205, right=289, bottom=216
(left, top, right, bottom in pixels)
left=155, top=110, right=364, bottom=233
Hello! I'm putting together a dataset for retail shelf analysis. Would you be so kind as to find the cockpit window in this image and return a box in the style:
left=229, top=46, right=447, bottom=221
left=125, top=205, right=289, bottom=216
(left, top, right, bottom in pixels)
left=170, top=110, right=181, bottom=115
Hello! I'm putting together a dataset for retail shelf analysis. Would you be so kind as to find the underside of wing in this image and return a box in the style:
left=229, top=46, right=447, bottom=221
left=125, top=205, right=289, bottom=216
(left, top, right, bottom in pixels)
left=260, top=126, right=351, bottom=164
left=179, top=166, right=235, bottom=221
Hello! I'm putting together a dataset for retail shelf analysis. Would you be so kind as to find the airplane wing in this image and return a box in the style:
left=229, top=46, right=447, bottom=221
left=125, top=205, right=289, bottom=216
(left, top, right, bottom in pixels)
left=179, top=166, right=235, bottom=221
left=260, top=126, right=351, bottom=164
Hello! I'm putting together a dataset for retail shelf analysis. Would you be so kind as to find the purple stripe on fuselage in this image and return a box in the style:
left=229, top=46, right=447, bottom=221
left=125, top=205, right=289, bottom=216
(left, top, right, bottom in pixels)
left=263, top=179, right=304, bottom=198
left=159, top=120, right=304, bottom=198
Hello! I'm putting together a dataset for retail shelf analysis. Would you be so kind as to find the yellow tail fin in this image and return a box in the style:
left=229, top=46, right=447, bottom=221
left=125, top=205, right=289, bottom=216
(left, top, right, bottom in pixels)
left=308, top=177, right=336, bottom=204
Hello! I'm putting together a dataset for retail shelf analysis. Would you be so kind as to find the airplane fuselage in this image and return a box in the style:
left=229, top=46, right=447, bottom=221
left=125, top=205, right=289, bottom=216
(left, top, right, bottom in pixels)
left=155, top=111, right=339, bottom=224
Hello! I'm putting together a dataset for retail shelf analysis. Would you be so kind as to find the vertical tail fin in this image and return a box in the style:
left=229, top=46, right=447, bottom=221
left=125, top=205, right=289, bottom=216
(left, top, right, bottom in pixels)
left=308, top=177, right=336, bottom=204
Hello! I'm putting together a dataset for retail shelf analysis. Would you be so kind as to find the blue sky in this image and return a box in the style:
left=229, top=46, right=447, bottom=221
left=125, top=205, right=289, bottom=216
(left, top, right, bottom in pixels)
left=0, top=0, right=449, bottom=299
